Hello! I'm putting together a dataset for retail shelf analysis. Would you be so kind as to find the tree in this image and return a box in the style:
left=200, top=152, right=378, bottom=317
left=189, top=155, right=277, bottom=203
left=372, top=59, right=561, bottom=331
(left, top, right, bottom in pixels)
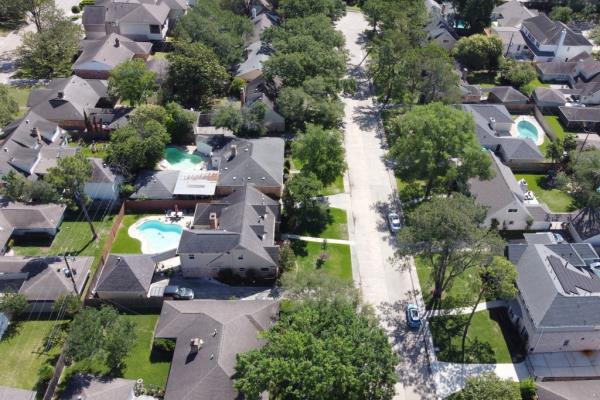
left=388, top=103, right=492, bottom=198
left=546, top=139, right=563, bottom=167
left=165, top=102, right=195, bottom=145
left=16, top=6, right=81, bottom=78
left=108, top=59, right=157, bottom=106
left=52, top=293, right=82, bottom=318
left=451, top=372, right=520, bottom=400
left=398, top=195, right=504, bottom=311
left=23, top=0, right=54, bottom=32
left=0, top=84, right=19, bottom=127
left=278, top=0, right=346, bottom=20
left=211, top=104, right=243, bottom=133
left=362, top=0, right=427, bottom=38
left=0, top=292, right=28, bottom=317
left=292, top=124, right=346, bottom=186
left=282, top=173, right=326, bottom=232
left=1, top=170, right=58, bottom=204
left=165, top=41, right=228, bottom=109
left=235, top=299, right=397, bottom=400
left=0, top=0, right=27, bottom=29
left=550, top=6, right=573, bottom=23
left=65, top=306, right=136, bottom=371
left=460, top=257, right=517, bottom=362
left=451, top=0, right=495, bottom=34
left=276, top=85, right=344, bottom=129
left=454, top=34, right=503, bottom=71
left=45, top=153, right=92, bottom=210
left=128, top=104, right=168, bottom=127
left=174, top=0, right=252, bottom=68
left=279, top=242, right=296, bottom=273
left=211, top=102, right=267, bottom=137
left=499, top=59, right=536, bottom=92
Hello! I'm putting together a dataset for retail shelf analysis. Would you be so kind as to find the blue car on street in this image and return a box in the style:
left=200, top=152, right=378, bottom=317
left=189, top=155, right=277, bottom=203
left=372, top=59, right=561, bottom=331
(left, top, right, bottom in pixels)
left=406, top=304, right=421, bottom=330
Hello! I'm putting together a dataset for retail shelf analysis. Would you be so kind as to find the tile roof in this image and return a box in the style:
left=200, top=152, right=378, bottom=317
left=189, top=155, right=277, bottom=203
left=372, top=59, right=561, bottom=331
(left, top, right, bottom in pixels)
left=155, top=300, right=279, bottom=400
left=95, top=254, right=155, bottom=294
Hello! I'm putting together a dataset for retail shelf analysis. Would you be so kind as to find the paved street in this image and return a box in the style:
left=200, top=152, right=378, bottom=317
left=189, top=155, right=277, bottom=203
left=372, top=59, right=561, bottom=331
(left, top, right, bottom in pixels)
left=336, top=11, right=436, bottom=400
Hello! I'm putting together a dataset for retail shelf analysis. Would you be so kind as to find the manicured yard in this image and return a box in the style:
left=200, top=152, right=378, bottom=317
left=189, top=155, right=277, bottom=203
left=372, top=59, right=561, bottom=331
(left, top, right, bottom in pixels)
left=7, top=85, right=33, bottom=118
left=415, top=256, right=480, bottom=309
left=110, top=214, right=146, bottom=254
left=121, top=314, right=170, bottom=388
left=523, top=78, right=550, bottom=94
left=0, top=319, right=66, bottom=390
left=514, top=173, right=575, bottom=212
left=430, top=308, right=525, bottom=364
left=152, top=52, right=169, bottom=60
left=544, top=115, right=572, bottom=141
left=68, top=140, right=109, bottom=159
left=318, top=207, right=348, bottom=240
left=321, top=175, right=345, bottom=196
left=292, top=241, right=352, bottom=282
left=466, top=71, right=497, bottom=87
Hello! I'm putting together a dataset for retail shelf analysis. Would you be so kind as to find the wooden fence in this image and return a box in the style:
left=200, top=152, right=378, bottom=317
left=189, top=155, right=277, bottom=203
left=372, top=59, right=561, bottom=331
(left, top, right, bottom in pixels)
left=534, top=105, right=558, bottom=142
left=42, top=351, right=66, bottom=400
left=124, top=199, right=211, bottom=213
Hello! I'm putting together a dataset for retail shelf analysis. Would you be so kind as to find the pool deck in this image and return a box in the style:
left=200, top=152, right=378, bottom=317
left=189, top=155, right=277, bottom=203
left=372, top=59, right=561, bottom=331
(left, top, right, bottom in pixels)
left=128, top=215, right=193, bottom=254
left=510, top=116, right=545, bottom=146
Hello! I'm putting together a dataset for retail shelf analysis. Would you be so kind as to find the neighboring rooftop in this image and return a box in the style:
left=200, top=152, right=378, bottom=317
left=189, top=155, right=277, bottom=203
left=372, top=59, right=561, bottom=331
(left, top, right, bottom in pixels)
left=486, top=86, right=529, bottom=103
left=59, top=374, right=135, bottom=400
left=492, top=0, right=537, bottom=28
left=522, top=14, right=592, bottom=47
left=131, top=170, right=179, bottom=199
left=0, top=386, right=36, bottom=400
left=73, top=33, right=152, bottom=72
left=155, top=300, right=279, bottom=400
left=95, top=254, right=156, bottom=295
left=559, top=106, right=600, bottom=123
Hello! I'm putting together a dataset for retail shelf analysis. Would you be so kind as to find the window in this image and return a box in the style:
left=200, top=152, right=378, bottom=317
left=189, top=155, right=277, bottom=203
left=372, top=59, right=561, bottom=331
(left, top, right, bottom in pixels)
left=150, top=24, right=161, bottom=34
left=443, top=39, right=448, bottom=43
left=509, top=221, right=514, bottom=225
left=508, top=209, right=518, bottom=213
left=238, top=254, right=244, bottom=260
left=188, top=255, right=195, bottom=260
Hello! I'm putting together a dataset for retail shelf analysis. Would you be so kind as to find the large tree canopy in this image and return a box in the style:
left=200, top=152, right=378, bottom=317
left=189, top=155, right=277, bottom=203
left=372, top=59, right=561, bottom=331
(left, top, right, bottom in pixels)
left=235, top=299, right=397, bottom=400
left=388, top=103, right=492, bottom=197
left=108, top=59, right=157, bottom=106
left=454, top=34, right=503, bottom=72
left=451, top=0, right=495, bottom=34
left=45, top=153, right=93, bottom=209
left=292, top=124, right=346, bottom=186
left=277, top=0, right=346, bottom=20
left=450, top=372, right=520, bottom=400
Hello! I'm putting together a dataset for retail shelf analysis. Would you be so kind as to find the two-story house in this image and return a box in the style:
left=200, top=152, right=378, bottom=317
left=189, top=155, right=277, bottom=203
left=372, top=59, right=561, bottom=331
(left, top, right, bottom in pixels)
left=520, top=14, right=592, bottom=62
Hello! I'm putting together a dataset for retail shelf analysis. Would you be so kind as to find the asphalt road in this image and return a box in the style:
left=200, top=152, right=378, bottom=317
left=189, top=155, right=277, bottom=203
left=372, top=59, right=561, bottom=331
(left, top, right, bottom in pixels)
left=336, top=10, right=437, bottom=400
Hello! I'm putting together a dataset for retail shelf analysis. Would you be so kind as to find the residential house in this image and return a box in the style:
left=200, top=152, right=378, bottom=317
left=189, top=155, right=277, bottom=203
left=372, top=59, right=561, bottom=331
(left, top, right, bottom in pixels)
left=94, top=254, right=156, bottom=299
left=27, top=76, right=113, bottom=130
left=84, top=106, right=133, bottom=139
left=73, top=33, right=152, bottom=79
left=425, top=0, right=442, bottom=17
left=83, top=0, right=171, bottom=42
left=460, top=83, right=482, bottom=103
left=161, top=0, right=188, bottom=25
left=461, top=104, right=545, bottom=167
left=492, top=26, right=528, bottom=58
left=244, top=91, right=285, bottom=132
left=536, top=380, right=600, bottom=400
left=130, top=170, right=179, bottom=200
left=491, top=0, right=537, bottom=28
left=468, top=151, right=551, bottom=231
left=486, top=86, right=530, bottom=111
left=178, top=185, right=279, bottom=279
left=84, top=158, right=123, bottom=201
left=60, top=374, right=137, bottom=400
left=236, top=41, right=271, bottom=82
left=0, top=256, right=93, bottom=311
left=532, top=87, right=568, bottom=111
left=520, top=14, right=592, bottom=62
left=507, top=233, right=600, bottom=353
left=0, top=202, right=66, bottom=254
left=425, top=17, right=458, bottom=51
left=248, top=11, right=278, bottom=44
left=154, top=299, right=279, bottom=400
left=558, top=106, right=600, bottom=131
left=0, top=386, right=36, bottom=400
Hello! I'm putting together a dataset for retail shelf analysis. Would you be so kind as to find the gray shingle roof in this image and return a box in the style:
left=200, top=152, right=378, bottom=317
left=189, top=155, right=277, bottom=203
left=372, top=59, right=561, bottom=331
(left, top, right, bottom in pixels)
left=96, top=0, right=170, bottom=25
left=487, top=86, right=529, bottom=103
left=89, top=158, right=118, bottom=184
left=5, top=111, right=61, bottom=149
left=0, top=386, right=36, bottom=400
left=73, top=33, right=152, bottom=71
left=96, top=254, right=155, bottom=294
left=522, top=14, right=591, bottom=47
left=536, top=61, right=578, bottom=76
left=0, top=256, right=93, bottom=301
left=155, top=299, right=279, bottom=400
left=492, top=0, right=537, bottom=27
left=533, top=87, right=566, bottom=104
left=236, top=41, right=271, bottom=79
left=131, top=170, right=179, bottom=199
left=559, top=106, right=600, bottom=123
left=0, top=202, right=65, bottom=231
left=60, top=374, right=135, bottom=400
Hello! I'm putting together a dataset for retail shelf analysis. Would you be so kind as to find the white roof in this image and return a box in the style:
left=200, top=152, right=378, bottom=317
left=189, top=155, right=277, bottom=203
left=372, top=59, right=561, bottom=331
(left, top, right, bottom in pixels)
left=173, top=170, right=219, bottom=196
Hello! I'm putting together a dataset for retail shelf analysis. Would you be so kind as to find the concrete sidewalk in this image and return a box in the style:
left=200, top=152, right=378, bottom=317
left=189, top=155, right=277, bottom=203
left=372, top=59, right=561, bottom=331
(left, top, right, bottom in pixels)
left=428, top=300, right=508, bottom=317
left=281, top=233, right=354, bottom=245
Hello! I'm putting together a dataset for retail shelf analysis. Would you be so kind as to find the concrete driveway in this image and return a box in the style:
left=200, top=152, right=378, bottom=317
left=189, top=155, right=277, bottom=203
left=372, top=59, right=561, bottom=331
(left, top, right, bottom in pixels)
left=336, top=11, right=435, bottom=400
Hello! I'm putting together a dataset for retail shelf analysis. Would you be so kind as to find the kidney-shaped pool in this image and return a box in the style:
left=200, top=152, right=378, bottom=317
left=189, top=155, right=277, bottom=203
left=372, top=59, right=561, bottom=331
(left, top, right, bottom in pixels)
left=131, top=219, right=183, bottom=254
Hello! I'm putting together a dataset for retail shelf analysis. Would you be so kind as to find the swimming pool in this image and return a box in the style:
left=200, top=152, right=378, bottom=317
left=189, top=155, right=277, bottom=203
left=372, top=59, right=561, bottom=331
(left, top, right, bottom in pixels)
left=516, top=120, right=539, bottom=143
left=134, top=220, right=183, bottom=254
left=163, top=147, right=202, bottom=170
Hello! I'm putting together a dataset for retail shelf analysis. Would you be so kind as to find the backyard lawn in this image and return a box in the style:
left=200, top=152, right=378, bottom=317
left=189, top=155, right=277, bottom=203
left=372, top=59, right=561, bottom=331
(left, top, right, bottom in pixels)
left=466, top=71, right=497, bottom=88
left=321, top=175, right=345, bottom=196
left=0, top=319, right=66, bottom=390
left=429, top=308, right=525, bottom=364
left=121, top=314, right=170, bottom=388
left=110, top=214, right=146, bottom=254
left=68, top=140, right=109, bottom=159
left=7, top=85, right=33, bottom=118
left=544, top=115, right=571, bottom=140
left=415, top=256, right=480, bottom=309
left=514, top=173, right=575, bottom=213
left=292, top=241, right=352, bottom=282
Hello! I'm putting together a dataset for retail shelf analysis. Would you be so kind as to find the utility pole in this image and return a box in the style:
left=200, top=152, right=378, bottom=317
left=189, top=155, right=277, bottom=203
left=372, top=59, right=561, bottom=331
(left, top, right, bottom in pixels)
left=74, top=188, right=97, bottom=240
left=63, top=254, right=78, bottom=293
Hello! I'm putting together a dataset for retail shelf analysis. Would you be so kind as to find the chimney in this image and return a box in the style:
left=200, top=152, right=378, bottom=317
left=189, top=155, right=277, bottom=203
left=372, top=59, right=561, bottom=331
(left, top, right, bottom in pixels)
left=190, top=337, right=203, bottom=353
left=558, top=28, right=567, bottom=51
left=230, top=144, right=237, bottom=158
left=32, top=127, right=41, bottom=142
left=209, top=212, right=218, bottom=229
left=251, top=6, right=257, bottom=19
left=488, top=117, right=496, bottom=132
left=115, top=37, right=120, bottom=47
left=57, top=91, right=64, bottom=100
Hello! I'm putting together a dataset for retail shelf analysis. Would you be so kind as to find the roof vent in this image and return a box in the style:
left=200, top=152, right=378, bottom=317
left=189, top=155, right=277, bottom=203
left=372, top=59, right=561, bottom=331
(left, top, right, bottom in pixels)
left=212, top=328, right=217, bottom=337
left=57, top=91, right=64, bottom=100
left=489, top=117, right=496, bottom=131
left=114, top=37, right=120, bottom=47
left=190, top=337, right=203, bottom=353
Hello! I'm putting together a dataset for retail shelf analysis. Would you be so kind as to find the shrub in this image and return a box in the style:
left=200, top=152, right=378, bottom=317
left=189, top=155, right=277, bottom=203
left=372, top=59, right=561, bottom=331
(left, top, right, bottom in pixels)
left=37, top=364, right=54, bottom=384
left=154, top=338, right=176, bottom=353
left=79, top=0, right=95, bottom=8
left=519, top=378, right=537, bottom=400
left=71, top=5, right=80, bottom=13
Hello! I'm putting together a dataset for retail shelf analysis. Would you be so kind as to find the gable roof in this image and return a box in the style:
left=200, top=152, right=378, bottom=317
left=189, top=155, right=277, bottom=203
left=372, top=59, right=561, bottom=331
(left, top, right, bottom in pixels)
left=0, top=256, right=93, bottom=301
left=95, top=254, right=155, bottom=294
left=533, top=87, right=567, bottom=105
left=155, top=300, right=279, bottom=400
left=131, top=170, right=179, bottom=199
left=27, top=77, right=108, bottom=122
left=88, top=158, right=119, bottom=184
left=4, top=111, right=62, bottom=150
left=73, top=33, right=152, bottom=72
left=522, top=14, right=591, bottom=47
left=60, top=374, right=135, bottom=400
left=492, top=0, right=537, bottom=27
left=97, top=0, right=170, bottom=25
left=236, top=41, right=271, bottom=79
left=559, top=106, right=600, bottom=123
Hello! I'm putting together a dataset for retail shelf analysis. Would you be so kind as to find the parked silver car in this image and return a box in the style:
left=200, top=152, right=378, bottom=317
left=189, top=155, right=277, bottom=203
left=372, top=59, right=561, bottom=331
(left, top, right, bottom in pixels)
left=387, top=212, right=402, bottom=233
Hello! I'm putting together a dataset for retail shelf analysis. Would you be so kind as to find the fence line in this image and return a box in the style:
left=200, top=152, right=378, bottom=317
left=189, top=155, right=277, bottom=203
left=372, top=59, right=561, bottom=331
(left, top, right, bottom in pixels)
left=42, top=350, right=66, bottom=400
left=534, top=105, right=558, bottom=142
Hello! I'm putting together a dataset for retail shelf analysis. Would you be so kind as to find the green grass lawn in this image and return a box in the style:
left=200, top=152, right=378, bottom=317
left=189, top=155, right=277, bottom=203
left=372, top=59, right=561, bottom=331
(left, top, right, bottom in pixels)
left=0, top=319, right=66, bottom=390
left=321, top=175, right=345, bottom=196
left=152, top=52, right=169, bottom=60
left=121, top=314, right=170, bottom=388
left=514, top=173, right=575, bottom=212
left=68, top=140, right=109, bottom=159
left=415, top=256, right=480, bottom=309
left=7, top=85, right=33, bottom=118
left=430, top=308, right=525, bottom=364
left=110, top=214, right=147, bottom=254
left=318, top=208, right=348, bottom=240
left=466, top=71, right=497, bottom=87
left=292, top=241, right=352, bottom=282
left=544, top=115, right=572, bottom=141
left=395, top=176, right=426, bottom=202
